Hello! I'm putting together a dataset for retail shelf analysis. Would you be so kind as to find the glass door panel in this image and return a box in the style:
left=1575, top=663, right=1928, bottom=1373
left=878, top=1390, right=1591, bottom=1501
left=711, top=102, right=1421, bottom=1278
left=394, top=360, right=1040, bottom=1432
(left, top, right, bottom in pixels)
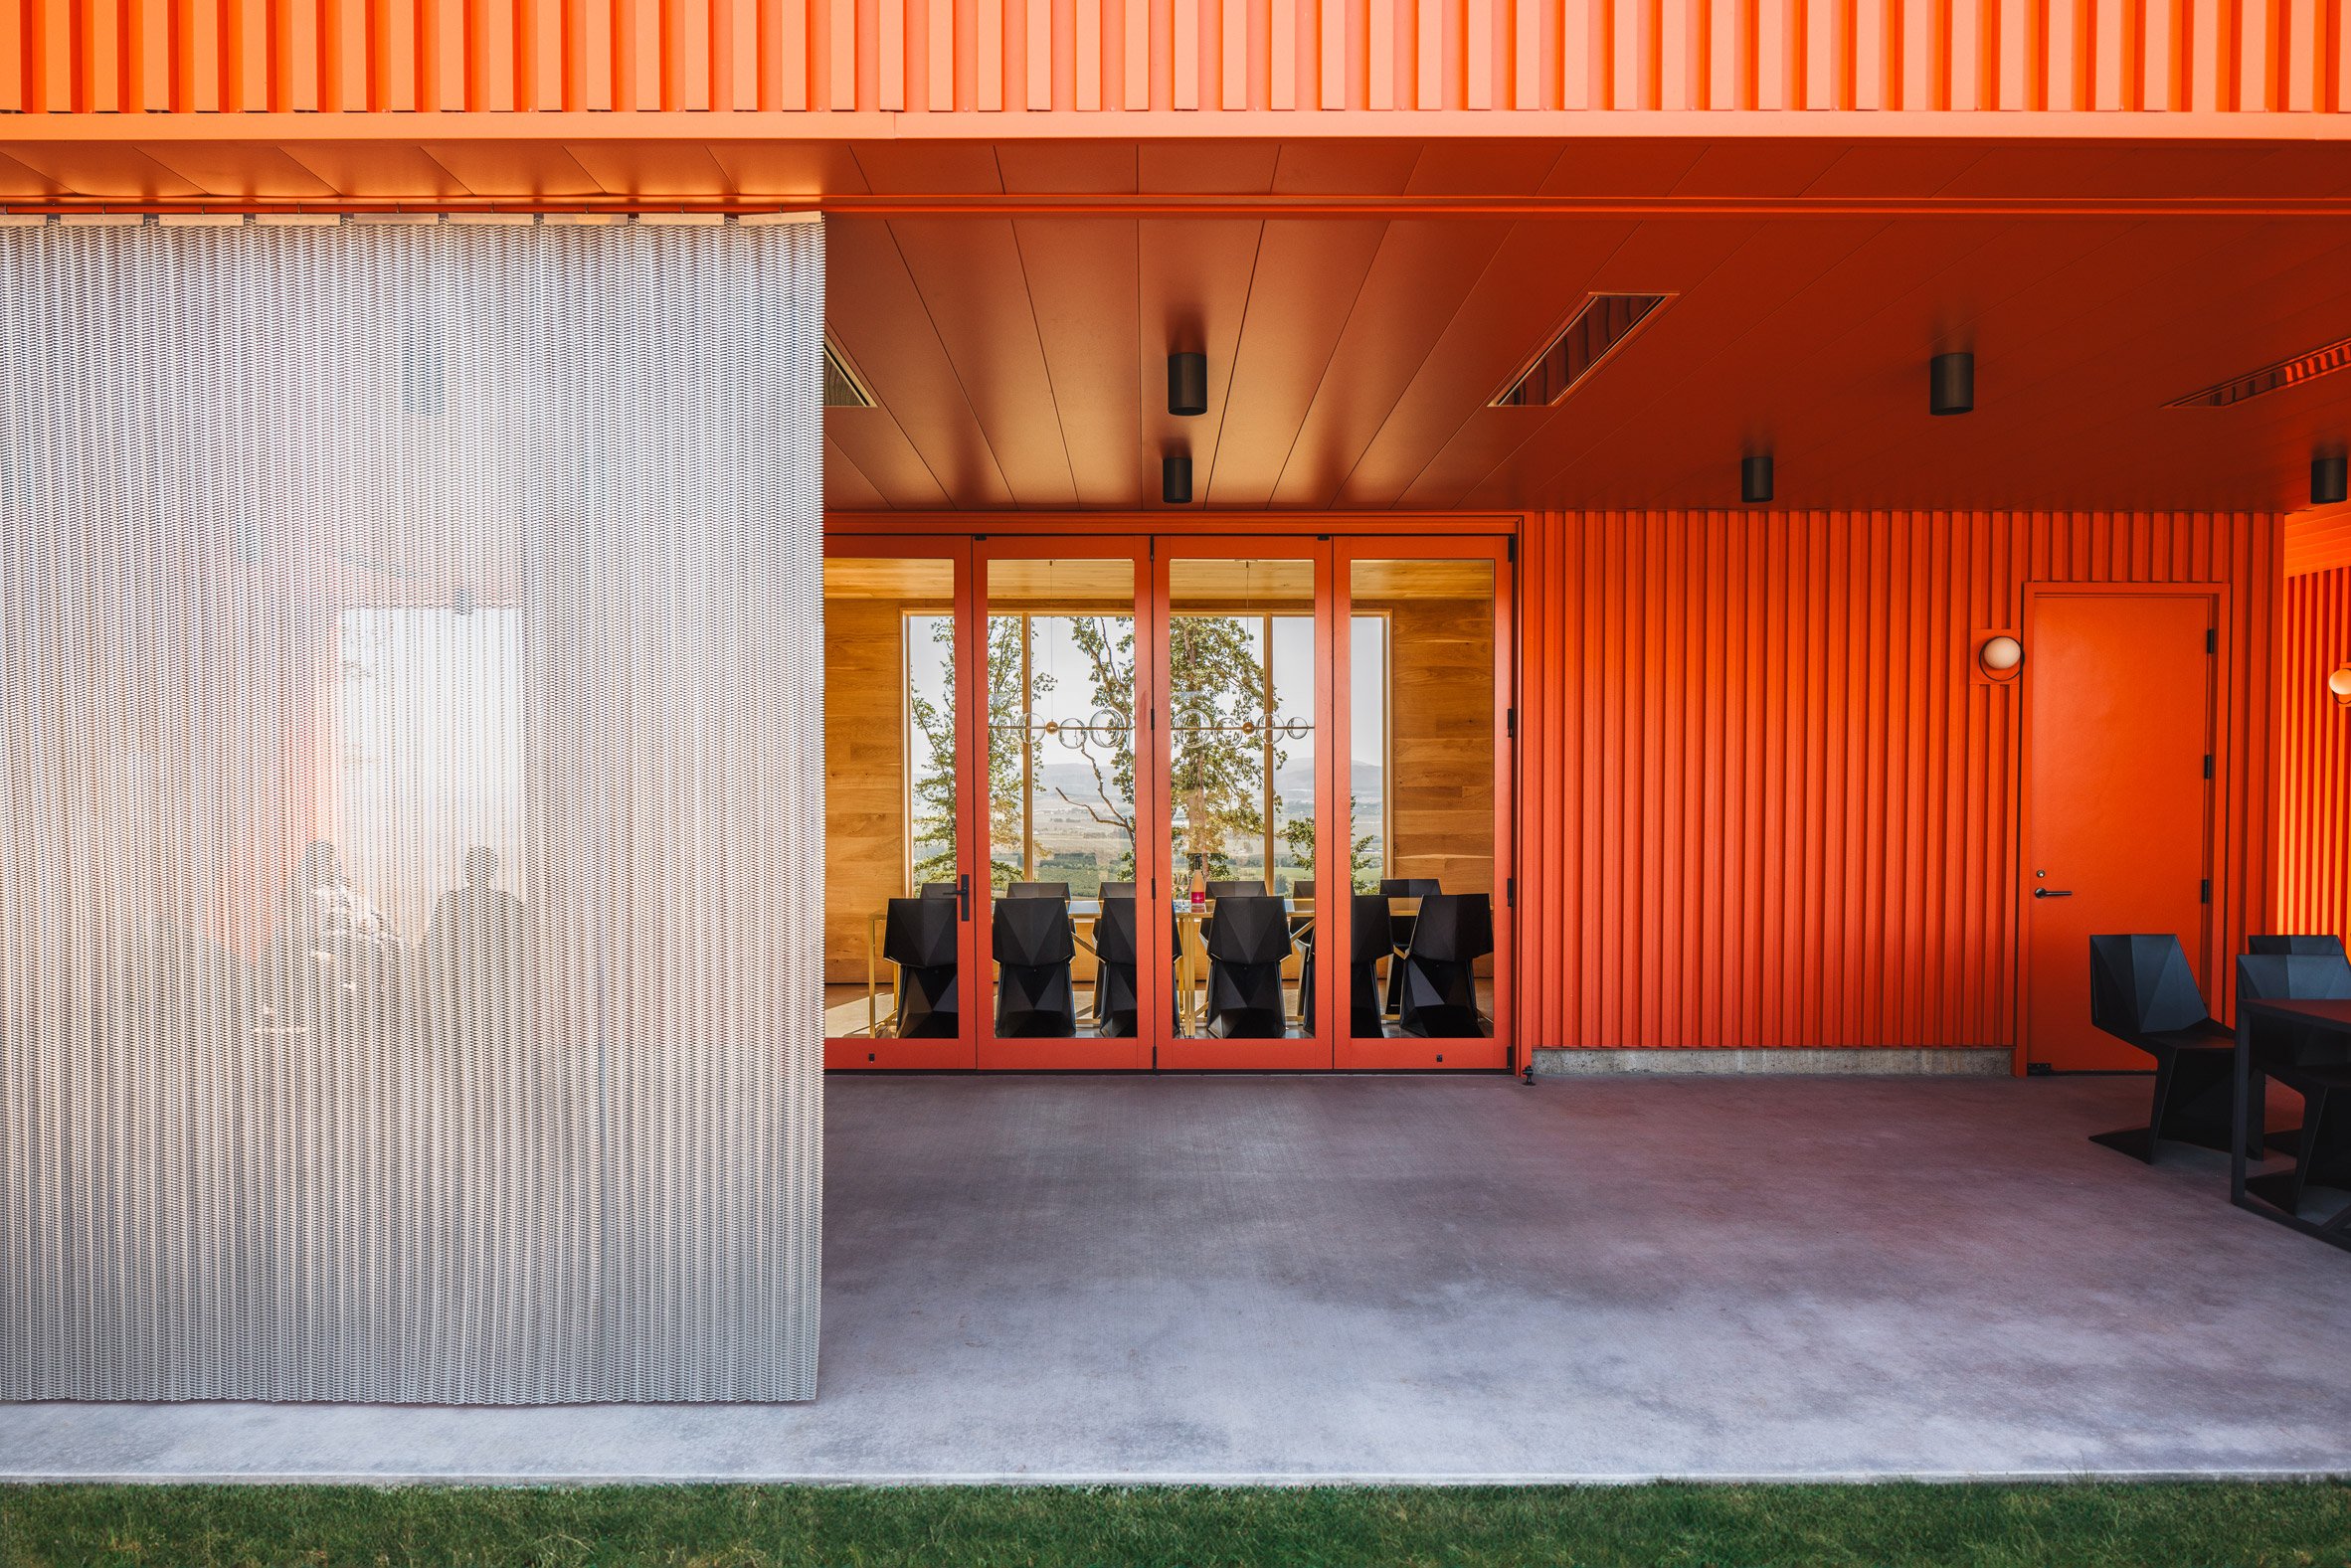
left=1337, top=549, right=1510, bottom=1070
left=979, top=548, right=1149, bottom=1070
left=820, top=545, right=977, bottom=1070
left=1158, top=550, right=1332, bottom=1070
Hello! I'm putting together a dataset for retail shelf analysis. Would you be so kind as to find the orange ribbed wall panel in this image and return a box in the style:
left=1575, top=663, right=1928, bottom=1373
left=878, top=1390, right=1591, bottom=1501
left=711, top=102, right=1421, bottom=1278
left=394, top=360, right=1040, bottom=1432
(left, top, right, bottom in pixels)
left=1516, top=509, right=2279, bottom=1053
left=3, top=0, right=2347, bottom=113
left=2275, top=565, right=2351, bottom=950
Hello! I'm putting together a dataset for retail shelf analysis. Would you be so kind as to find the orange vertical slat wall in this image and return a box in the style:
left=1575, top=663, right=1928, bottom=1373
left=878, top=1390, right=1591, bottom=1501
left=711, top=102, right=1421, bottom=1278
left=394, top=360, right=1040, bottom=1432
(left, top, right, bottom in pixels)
left=2274, top=564, right=2351, bottom=950
left=4, top=0, right=2347, bottom=112
left=1516, top=510, right=2280, bottom=1054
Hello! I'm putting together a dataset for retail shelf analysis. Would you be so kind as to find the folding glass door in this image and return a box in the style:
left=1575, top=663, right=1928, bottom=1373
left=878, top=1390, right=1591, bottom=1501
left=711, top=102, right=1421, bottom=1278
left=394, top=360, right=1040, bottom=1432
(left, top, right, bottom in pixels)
left=821, top=532, right=1512, bottom=1072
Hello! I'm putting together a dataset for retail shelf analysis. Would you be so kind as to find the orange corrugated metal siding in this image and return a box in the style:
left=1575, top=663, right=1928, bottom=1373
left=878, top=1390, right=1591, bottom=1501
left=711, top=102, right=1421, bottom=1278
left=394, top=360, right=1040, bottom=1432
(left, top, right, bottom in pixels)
left=1517, top=509, right=2279, bottom=1051
left=4, top=0, right=2346, bottom=112
left=2275, top=563, right=2351, bottom=948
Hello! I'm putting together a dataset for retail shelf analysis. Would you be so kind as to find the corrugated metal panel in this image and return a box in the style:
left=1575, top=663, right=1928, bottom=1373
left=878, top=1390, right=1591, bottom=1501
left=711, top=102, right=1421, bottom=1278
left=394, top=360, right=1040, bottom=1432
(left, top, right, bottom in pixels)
left=0, top=217, right=824, bottom=1403
left=2274, top=564, right=2351, bottom=950
left=2, top=0, right=2346, bottom=113
left=2287, top=506, right=2351, bottom=577
left=1516, top=509, right=2279, bottom=1052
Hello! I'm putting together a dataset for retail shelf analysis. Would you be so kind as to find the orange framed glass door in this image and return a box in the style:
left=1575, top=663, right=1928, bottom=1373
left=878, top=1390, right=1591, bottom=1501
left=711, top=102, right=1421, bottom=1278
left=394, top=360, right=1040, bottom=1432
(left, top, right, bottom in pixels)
left=1331, top=539, right=1514, bottom=1071
left=974, top=539, right=1157, bottom=1070
left=1151, top=540, right=1339, bottom=1071
left=819, top=537, right=981, bottom=1070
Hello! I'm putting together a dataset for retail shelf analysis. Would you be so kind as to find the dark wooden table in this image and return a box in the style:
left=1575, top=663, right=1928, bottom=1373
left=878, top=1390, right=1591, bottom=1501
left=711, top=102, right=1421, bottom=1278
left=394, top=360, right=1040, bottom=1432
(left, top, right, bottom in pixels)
left=2233, top=996, right=2351, bottom=1253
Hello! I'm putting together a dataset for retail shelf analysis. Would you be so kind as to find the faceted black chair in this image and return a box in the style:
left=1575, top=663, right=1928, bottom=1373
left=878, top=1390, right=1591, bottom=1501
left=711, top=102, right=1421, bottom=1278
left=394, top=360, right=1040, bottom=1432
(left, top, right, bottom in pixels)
left=1379, top=877, right=1441, bottom=1015
left=883, top=896, right=960, bottom=1039
left=1200, top=879, right=1264, bottom=950
left=2084, top=933, right=2248, bottom=1162
left=993, top=896, right=1077, bottom=1037
left=2237, top=952, right=2351, bottom=1216
left=2250, top=935, right=2349, bottom=959
left=1100, top=881, right=1137, bottom=899
left=1397, top=893, right=1494, bottom=1038
left=1293, top=880, right=1318, bottom=1031
left=918, top=881, right=960, bottom=901
left=1008, top=881, right=1070, bottom=901
left=1092, top=895, right=1141, bottom=1037
left=1348, top=892, right=1392, bottom=1037
left=1204, top=894, right=1292, bottom=1038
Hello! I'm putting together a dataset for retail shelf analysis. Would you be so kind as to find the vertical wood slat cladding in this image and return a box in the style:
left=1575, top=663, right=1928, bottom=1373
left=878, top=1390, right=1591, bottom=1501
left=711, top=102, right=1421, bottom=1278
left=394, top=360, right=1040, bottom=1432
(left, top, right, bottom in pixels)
left=2275, top=565, right=2351, bottom=950
left=5, top=0, right=2346, bottom=113
left=1516, top=510, right=2280, bottom=1053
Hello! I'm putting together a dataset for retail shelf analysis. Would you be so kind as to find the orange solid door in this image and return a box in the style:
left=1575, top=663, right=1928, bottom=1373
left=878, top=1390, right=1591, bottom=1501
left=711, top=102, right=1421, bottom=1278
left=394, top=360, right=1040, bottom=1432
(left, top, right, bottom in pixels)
left=2023, top=592, right=2216, bottom=1072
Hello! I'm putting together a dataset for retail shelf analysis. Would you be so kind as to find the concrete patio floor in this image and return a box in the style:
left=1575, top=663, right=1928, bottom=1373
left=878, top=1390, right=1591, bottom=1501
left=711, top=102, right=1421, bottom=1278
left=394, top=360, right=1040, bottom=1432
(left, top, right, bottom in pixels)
left=4, top=1073, right=2349, bottom=1483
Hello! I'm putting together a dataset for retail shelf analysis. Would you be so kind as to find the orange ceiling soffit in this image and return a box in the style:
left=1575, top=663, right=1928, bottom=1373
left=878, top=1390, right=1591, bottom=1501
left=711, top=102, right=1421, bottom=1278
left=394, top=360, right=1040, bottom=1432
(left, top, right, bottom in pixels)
left=16, top=190, right=2351, bottom=219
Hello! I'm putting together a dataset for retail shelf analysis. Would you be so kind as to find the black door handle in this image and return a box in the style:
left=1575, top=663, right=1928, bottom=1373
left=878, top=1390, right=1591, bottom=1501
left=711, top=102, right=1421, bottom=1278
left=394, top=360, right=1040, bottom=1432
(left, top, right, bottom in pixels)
left=959, top=873, right=972, bottom=922
left=2033, top=888, right=2073, bottom=899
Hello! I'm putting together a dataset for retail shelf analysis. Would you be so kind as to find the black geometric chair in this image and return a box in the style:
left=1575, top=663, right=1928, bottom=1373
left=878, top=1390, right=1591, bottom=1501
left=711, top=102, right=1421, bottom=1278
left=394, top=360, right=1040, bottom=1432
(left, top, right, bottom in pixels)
left=993, top=896, right=1077, bottom=1037
left=1100, top=881, right=1137, bottom=899
left=1199, top=879, right=1264, bottom=953
left=1293, top=879, right=1317, bottom=1030
left=2237, top=952, right=2351, bottom=1216
left=1204, top=894, right=1292, bottom=1038
left=883, top=896, right=960, bottom=1039
left=1091, top=895, right=1141, bottom=1037
left=2084, top=933, right=2249, bottom=1162
left=919, top=881, right=961, bottom=901
left=1008, top=881, right=1070, bottom=901
left=1348, top=892, right=1392, bottom=1038
left=1379, top=877, right=1441, bottom=1015
left=1397, top=893, right=1493, bottom=1038
left=2249, top=934, right=2349, bottom=959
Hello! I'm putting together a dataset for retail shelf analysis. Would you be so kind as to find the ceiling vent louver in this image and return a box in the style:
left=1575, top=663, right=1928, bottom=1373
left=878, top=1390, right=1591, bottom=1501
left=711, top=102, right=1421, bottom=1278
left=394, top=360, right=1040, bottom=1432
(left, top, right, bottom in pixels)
left=2166, top=333, right=2351, bottom=408
left=823, top=338, right=876, bottom=409
left=1492, top=293, right=1671, bottom=408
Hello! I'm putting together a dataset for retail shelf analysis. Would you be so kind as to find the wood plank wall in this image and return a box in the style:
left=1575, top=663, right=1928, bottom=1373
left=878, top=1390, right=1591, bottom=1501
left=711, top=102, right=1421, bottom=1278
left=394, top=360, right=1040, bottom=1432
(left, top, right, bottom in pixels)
left=1515, top=509, right=2280, bottom=1052
left=822, top=593, right=906, bottom=982
left=7, top=0, right=2346, bottom=114
left=1380, top=593, right=1498, bottom=898
left=2275, top=563, right=2351, bottom=950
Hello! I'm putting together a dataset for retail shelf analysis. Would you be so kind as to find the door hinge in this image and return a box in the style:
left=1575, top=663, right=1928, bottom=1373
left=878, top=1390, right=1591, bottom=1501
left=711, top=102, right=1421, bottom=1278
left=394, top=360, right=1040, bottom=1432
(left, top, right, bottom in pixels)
left=1507, top=536, right=1518, bottom=563
left=1507, top=877, right=1516, bottom=909
left=2201, top=878, right=2213, bottom=905
left=1506, top=707, right=1518, bottom=739
left=2207, top=627, right=2218, bottom=654
left=2203, top=754, right=2215, bottom=780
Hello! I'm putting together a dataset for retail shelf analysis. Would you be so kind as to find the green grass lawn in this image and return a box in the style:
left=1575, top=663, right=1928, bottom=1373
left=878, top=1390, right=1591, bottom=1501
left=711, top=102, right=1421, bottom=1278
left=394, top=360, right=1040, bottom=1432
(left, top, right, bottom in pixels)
left=2, top=1483, right=2348, bottom=1568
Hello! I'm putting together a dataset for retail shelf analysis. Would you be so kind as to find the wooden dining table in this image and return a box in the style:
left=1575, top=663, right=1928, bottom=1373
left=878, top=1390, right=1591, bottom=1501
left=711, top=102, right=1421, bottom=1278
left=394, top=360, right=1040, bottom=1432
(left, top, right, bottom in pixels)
left=860, top=896, right=1319, bottom=1038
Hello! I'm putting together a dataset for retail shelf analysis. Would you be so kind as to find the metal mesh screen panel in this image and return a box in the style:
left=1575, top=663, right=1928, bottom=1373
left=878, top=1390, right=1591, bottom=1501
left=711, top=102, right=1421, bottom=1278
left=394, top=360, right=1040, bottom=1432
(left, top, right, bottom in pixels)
left=0, top=217, right=823, bottom=1404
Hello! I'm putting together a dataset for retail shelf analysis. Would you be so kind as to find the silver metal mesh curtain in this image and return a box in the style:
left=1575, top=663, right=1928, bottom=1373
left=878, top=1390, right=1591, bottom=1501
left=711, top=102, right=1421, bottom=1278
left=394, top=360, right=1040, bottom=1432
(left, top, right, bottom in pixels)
left=0, top=217, right=824, bottom=1403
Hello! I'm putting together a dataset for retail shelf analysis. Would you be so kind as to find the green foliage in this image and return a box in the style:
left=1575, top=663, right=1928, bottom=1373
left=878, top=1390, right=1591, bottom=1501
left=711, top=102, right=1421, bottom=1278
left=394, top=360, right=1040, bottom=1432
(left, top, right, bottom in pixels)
left=4, top=1482, right=2348, bottom=1568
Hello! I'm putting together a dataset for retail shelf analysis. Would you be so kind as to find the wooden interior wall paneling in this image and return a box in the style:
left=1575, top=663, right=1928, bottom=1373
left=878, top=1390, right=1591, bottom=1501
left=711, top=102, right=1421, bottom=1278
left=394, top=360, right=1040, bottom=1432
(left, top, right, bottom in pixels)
left=822, top=593, right=911, bottom=980
left=1377, top=590, right=1500, bottom=894
left=2274, top=563, right=2351, bottom=948
left=6, top=0, right=2344, bottom=113
left=1515, top=508, right=2278, bottom=1055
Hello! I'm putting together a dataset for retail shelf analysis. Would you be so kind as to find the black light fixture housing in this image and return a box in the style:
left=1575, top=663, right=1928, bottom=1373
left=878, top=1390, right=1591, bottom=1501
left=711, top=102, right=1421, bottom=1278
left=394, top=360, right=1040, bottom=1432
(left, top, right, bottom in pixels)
left=1930, top=352, right=1974, bottom=416
left=1169, top=353, right=1208, bottom=417
left=1163, top=453, right=1193, bottom=504
left=1740, top=453, right=1774, bottom=505
left=2315, top=452, right=2349, bottom=506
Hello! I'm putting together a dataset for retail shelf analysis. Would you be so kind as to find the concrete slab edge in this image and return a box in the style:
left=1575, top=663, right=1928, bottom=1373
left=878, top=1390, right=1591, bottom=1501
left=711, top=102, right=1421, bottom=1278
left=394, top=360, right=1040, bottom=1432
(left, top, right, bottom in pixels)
left=1533, top=1047, right=2015, bottom=1077
left=6, top=1468, right=2347, bottom=1486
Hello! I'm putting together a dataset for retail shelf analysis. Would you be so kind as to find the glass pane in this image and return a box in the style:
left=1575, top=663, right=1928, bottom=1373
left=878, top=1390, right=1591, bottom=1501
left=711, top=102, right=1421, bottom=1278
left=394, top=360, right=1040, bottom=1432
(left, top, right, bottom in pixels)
left=985, top=558, right=1137, bottom=1039
left=1167, top=558, right=1316, bottom=1041
left=822, top=556, right=959, bottom=1042
left=1349, top=559, right=1496, bottom=1041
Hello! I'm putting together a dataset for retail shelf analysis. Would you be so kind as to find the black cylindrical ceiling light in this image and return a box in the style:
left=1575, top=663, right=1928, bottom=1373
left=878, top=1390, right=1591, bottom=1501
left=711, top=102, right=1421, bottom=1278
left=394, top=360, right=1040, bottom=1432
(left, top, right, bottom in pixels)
left=1163, top=452, right=1193, bottom=504
left=1930, top=352, right=1974, bottom=416
left=1740, top=453, right=1774, bottom=504
left=1169, top=353, right=1208, bottom=417
left=2315, top=452, right=2349, bottom=506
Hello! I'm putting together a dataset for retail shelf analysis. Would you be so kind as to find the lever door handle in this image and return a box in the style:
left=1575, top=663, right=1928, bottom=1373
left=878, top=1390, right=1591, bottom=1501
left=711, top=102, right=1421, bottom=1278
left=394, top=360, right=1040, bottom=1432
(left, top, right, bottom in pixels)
left=958, top=873, right=972, bottom=922
left=2033, top=888, right=2073, bottom=899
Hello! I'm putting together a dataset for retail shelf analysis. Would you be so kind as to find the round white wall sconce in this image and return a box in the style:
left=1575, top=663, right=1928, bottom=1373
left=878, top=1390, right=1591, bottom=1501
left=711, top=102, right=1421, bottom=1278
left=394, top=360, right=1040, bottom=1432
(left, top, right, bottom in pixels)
left=2329, top=665, right=2351, bottom=708
left=1979, top=634, right=2024, bottom=681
